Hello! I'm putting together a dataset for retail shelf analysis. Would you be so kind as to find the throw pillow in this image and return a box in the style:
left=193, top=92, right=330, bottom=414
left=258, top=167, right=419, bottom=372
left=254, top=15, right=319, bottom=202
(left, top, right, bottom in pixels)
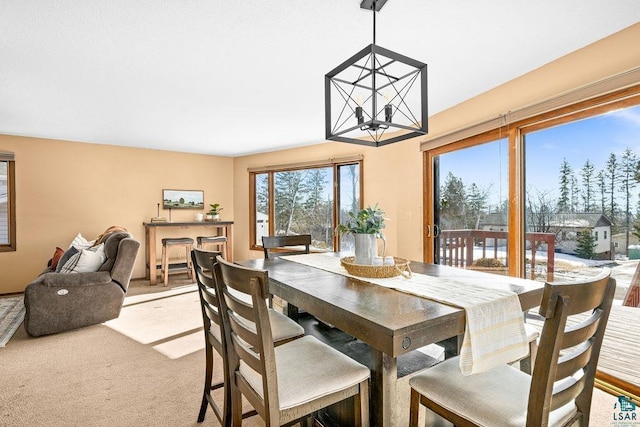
left=50, top=247, right=65, bottom=270
left=59, top=244, right=106, bottom=274
left=69, top=232, right=95, bottom=250
left=55, top=246, right=80, bottom=272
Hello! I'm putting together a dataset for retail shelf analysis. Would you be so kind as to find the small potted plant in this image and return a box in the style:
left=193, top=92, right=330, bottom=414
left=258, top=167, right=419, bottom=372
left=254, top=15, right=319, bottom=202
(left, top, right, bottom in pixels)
left=206, top=203, right=223, bottom=221
left=336, top=204, right=386, bottom=264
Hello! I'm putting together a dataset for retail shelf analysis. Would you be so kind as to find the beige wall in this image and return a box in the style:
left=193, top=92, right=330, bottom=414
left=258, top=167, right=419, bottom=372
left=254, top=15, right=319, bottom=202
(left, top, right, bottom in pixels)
left=0, top=136, right=233, bottom=294
left=1, top=23, right=638, bottom=294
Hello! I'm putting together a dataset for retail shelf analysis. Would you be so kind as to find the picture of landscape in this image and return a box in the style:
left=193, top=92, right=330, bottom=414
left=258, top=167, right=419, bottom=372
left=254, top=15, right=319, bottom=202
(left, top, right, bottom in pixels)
left=162, top=189, right=204, bottom=209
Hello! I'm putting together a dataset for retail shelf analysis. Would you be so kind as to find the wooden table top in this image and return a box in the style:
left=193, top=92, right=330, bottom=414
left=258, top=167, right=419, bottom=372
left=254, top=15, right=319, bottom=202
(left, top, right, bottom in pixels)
left=238, top=257, right=544, bottom=358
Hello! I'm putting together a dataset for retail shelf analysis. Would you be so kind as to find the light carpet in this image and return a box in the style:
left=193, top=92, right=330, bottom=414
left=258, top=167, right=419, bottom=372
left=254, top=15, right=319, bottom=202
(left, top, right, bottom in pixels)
left=0, top=296, right=25, bottom=347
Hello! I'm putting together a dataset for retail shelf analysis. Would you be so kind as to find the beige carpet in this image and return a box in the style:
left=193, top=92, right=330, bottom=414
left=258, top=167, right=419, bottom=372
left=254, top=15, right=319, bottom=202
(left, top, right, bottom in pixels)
left=0, top=278, right=622, bottom=426
left=0, top=280, right=265, bottom=427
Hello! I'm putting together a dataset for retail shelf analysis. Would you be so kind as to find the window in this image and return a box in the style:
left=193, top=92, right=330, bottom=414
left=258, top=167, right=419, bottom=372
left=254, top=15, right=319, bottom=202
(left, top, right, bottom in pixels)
left=0, top=152, right=16, bottom=252
left=595, top=231, right=599, bottom=241
left=249, top=156, right=362, bottom=252
left=604, top=230, right=608, bottom=240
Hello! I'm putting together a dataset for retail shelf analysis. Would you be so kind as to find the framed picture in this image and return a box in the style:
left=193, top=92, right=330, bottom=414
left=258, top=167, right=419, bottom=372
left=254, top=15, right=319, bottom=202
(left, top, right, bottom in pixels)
left=162, top=189, right=204, bottom=210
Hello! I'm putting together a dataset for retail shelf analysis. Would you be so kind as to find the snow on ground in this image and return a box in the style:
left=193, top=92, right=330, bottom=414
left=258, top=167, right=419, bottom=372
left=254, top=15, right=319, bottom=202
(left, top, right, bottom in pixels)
left=469, top=246, right=636, bottom=302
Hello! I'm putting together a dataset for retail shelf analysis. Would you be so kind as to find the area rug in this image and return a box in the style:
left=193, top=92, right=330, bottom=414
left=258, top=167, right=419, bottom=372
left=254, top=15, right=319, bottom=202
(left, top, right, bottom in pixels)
left=0, top=296, right=26, bottom=347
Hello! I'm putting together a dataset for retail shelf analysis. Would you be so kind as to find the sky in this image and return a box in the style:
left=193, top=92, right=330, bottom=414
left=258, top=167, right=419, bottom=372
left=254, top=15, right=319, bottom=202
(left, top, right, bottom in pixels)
left=439, top=104, right=640, bottom=210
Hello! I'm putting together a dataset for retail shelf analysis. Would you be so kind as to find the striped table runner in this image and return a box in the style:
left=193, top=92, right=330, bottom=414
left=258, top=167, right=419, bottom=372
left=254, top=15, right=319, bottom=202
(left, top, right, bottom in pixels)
left=281, top=253, right=528, bottom=375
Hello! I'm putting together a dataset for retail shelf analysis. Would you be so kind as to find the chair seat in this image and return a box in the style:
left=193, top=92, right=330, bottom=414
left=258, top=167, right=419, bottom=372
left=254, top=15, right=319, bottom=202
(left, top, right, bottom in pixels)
left=240, top=335, right=370, bottom=411
left=525, top=323, right=540, bottom=341
left=197, top=236, right=227, bottom=244
left=409, top=357, right=577, bottom=427
left=162, top=237, right=194, bottom=245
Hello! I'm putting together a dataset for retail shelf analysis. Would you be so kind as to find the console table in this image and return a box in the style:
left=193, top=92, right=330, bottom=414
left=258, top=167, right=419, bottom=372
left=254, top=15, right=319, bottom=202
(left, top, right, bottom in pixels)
left=143, top=221, right=233, bottom=285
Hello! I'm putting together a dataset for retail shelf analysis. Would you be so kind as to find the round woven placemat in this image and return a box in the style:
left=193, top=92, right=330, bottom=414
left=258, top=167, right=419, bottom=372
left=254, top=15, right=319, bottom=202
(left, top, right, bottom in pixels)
left=340, top=256, right=412, bottom=278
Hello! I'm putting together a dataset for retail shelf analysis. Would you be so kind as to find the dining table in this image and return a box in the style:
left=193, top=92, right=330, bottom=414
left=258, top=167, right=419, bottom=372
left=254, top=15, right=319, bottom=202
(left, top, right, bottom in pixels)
left=237, top=254, right=544, bottom=427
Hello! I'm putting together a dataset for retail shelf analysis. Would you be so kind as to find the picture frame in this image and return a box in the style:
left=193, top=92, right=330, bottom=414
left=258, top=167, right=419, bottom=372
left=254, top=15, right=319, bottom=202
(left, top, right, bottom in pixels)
left=162, top=189, right=204, bottom=210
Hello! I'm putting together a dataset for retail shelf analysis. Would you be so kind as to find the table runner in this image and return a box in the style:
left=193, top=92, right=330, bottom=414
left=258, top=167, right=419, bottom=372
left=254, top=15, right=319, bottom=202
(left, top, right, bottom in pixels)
left=280, top=253, right=528, bottom=375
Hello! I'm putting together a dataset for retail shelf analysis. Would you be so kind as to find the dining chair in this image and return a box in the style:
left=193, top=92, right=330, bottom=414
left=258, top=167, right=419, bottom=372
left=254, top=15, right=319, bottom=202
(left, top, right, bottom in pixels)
left=262, top=234, right=311, bottom=316
left=409, top=269, right=615, bottom=427
left=262, top=235, right=311, bottom=258
left=214, top=255, right=371, bottom=427
left=191, top=249, right=305, bottom=426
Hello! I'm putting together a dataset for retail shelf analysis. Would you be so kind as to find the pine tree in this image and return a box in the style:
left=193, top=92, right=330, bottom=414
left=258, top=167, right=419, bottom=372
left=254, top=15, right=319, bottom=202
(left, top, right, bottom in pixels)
left=603, top=153, right=619, bottom=225
left=620, top=148, right=638, bottom=254
left=557, top=158, right=572, bottom=212
left=597, top=170, right=606, bottom=213
left=580, top=159, right=595, bottom=212
left=466, top=183, right=490, bottom=229
left=575, top=229, right=596, bottom=259
left=440, top=172, right=467, bottom=229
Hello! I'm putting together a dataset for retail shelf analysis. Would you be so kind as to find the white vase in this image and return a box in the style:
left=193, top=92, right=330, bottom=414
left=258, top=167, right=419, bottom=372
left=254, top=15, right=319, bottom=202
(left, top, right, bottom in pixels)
left=354, top=233, right=378, bottom=265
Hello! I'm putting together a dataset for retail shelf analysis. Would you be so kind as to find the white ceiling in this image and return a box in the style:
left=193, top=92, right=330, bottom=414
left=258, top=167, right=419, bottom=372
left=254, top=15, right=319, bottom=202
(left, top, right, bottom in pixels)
left=1, top=1, right=639, bottom=157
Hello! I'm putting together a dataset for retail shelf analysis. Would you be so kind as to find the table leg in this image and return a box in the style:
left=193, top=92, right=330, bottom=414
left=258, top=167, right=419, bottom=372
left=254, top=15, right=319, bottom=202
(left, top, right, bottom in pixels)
left=226, top=224, right=233, bottom=262
left=439, top=334, right=463, bottom=359
left=370, top=348, right=397, bottom=427
left=147, top=227, right=157, bottom=286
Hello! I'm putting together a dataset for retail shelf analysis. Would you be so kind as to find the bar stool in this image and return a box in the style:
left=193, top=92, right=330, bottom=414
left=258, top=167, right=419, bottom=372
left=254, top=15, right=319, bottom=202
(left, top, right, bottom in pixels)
left=196, top=235, right=228, bottom=259
left=161, top=237, right=195, bottom=286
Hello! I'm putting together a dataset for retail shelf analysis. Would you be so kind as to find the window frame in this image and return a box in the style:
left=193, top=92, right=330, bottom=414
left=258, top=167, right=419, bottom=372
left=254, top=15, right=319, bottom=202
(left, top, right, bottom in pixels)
left=0, top=152, right=16, bottom=252
left=248, top=156, right=363, bottom=252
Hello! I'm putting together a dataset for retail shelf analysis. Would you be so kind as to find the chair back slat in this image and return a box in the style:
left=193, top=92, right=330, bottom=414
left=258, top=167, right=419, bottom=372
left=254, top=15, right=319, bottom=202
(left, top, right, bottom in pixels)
left=555, top=341, right=592, bottom=380
left=262, top=235, right=311, bottom=259
left=539, top=273, right=611, bottom=317
left=214, top=256, right=281, bottom=424
left=561, top=309, right=603, bottom=349
left=550, top=374, right=586, bottom=411
left=527, top=270, right=615, bottom=427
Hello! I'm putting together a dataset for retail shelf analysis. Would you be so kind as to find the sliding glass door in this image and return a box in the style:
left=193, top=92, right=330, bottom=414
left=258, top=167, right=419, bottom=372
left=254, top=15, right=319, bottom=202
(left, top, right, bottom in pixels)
left=429, top=138, right=509, bottom=273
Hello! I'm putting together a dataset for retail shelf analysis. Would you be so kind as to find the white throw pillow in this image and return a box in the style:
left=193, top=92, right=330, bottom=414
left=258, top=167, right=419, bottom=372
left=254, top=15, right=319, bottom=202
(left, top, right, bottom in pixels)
left=69, top=232, right=95, bottom=250
left=59, top=243, right=106, bottom=273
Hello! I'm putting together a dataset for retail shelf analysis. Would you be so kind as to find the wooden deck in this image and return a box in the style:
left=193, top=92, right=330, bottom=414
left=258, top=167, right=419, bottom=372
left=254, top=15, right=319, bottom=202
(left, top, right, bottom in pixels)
left=527, top=303, right=640, bottom=388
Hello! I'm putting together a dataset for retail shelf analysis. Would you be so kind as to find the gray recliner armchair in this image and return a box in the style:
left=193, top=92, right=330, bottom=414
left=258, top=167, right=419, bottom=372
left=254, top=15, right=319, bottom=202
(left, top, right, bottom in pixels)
left=24, top=231, right=140, bottom=337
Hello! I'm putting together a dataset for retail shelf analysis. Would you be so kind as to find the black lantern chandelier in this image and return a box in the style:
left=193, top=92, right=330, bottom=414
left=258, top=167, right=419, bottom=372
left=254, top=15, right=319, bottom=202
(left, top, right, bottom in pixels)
left=325, top=0, right=428, bottom=147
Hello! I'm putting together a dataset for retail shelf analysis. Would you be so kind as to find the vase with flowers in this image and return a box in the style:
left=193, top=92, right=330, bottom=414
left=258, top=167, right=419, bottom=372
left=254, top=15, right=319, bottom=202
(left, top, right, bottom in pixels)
left=336, top=204, right=386, bottom=265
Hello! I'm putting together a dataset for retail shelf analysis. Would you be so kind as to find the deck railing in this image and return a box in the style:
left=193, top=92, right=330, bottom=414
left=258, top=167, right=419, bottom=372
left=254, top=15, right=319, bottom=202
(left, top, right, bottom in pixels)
left=438, top=229, right=555, bottom=281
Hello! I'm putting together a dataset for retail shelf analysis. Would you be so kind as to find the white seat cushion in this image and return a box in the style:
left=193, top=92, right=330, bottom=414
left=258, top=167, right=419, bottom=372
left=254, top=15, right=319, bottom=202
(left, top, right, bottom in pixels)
left=409, top=357, right=577, bottom=427
left=239, top=335, right=369, bottom=410
left=268, top=309, right=305, bottom=342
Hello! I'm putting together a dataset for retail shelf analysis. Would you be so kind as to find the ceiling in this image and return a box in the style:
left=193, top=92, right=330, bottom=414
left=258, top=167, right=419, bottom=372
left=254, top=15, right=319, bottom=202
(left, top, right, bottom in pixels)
left=1, top=1, right=639, bottom=157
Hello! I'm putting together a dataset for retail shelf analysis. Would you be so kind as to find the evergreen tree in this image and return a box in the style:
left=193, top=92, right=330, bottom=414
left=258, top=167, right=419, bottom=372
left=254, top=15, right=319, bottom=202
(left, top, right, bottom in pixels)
left=466, top=183, right=490, bottom=229
left=633, top=220, right=640, bottom=240
left=603, top=153, right=619, bottom=224
left=575, top=229, right=596, bottom=259
left=580, top=159, right=595, bottom=212
left=570, top=175, right=579, bottom=213
left=440, top=172, right=467, bottom=229
left=597, top=170, right=606, bottom=214
left=620, top=148, right=638, bottom=254
left=256, top=173, right=269, bottom=215
left=557, top=158, right=572, bottom=212
left=274, top=170, right=308, bottom=235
